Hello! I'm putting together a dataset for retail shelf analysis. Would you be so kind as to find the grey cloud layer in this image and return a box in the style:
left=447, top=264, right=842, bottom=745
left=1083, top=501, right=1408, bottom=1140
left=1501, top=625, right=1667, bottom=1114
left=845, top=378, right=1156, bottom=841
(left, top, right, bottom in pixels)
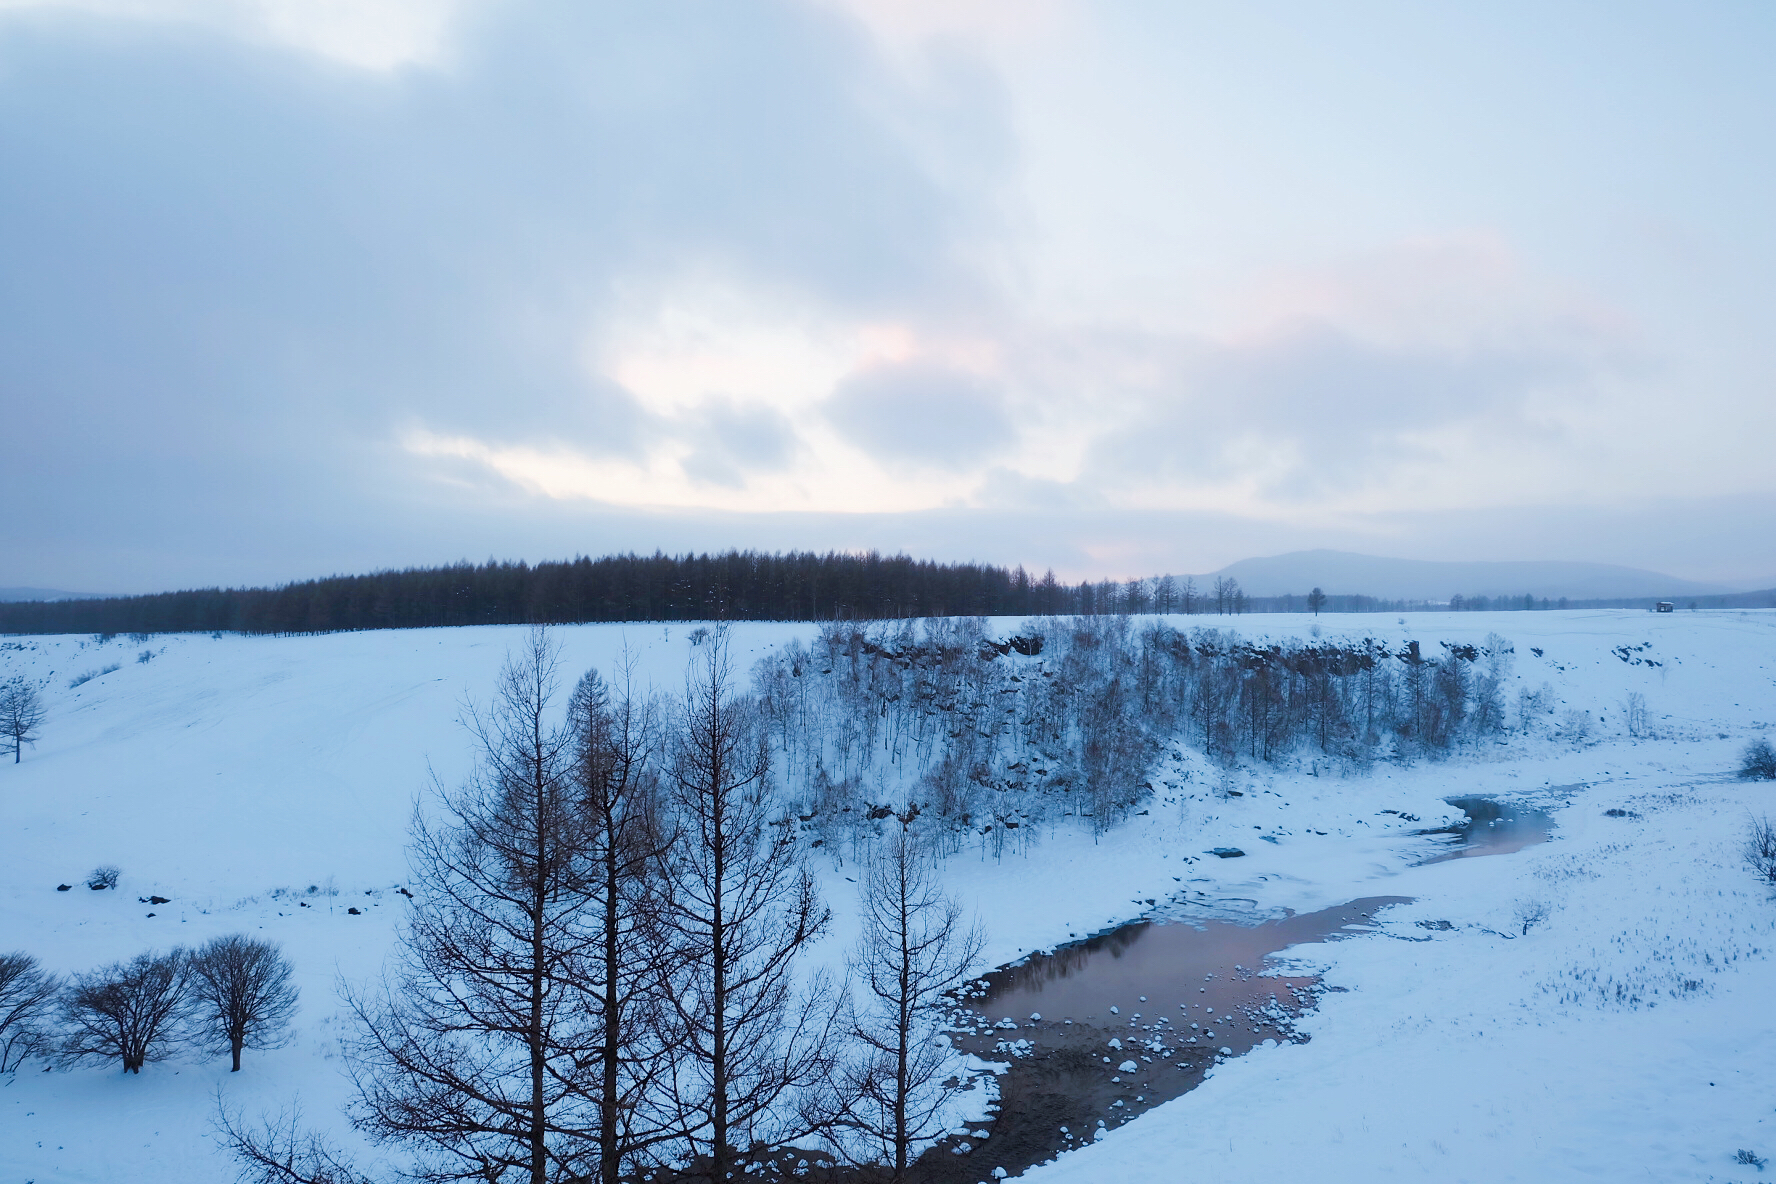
left=825, top=362, right=1014, bottom=470
left=0, top=1, right=1000, bottom=583
left=3, top=2, right=1762, bottom=592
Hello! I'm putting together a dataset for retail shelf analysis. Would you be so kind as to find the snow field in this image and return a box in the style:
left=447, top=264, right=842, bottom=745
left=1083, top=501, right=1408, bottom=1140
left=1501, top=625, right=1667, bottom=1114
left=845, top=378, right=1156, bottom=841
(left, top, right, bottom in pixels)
left=0, top=609, right=1772, bottom=1182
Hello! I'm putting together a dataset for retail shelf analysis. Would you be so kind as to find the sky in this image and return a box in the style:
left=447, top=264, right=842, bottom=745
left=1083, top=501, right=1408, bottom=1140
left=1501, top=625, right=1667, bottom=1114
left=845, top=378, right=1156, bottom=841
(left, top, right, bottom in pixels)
left=4, top=0, right=1775, bottom=594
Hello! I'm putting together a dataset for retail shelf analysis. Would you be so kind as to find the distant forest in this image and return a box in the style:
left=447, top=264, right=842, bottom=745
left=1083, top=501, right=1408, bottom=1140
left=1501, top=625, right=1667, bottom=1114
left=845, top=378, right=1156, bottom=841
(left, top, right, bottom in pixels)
left=1, top=550, right=1768, bottom=636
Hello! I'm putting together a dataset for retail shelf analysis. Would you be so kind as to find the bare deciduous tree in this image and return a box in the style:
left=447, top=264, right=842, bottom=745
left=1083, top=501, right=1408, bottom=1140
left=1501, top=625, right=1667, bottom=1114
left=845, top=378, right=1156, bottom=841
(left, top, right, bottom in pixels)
left=189, top=935, right=299, bottom=1072
left=839, top=827, right=982, bottom=1181
left=1, top=675, right=46, bottom=763
left=0, top=951, right=59, bottom=1072
left=656, top=628, right=839, bottom=1182
left=61, top=948, right=188, bottom=1073
left=567, top=656, right=682, bottom=1184
left=214, top=1105, right=375, bottom=1184
left=342, top=627, right=606, bottom=1184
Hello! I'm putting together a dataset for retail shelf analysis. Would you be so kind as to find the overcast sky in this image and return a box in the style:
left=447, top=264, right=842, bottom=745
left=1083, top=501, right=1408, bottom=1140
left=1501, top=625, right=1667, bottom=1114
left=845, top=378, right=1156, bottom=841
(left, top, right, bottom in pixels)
left=5, top=0, right=1775, bottom=593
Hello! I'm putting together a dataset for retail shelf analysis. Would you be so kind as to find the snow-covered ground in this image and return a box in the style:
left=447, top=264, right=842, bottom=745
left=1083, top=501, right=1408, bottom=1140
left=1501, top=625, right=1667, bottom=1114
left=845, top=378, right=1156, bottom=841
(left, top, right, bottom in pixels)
left=2, top=610, right=1774, bottom=1182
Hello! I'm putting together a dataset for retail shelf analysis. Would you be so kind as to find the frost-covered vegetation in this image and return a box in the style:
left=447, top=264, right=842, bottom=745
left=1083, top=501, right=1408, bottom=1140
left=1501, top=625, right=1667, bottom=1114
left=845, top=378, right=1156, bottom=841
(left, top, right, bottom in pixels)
left=760, top=618, right=1519, bottom=852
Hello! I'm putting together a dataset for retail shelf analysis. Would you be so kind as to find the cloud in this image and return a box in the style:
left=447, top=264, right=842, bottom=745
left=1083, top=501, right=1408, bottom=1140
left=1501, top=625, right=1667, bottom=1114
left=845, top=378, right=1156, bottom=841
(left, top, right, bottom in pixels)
left=1083, top=322, right=1579, bottom=500
left=0, top=0, right=1006, bottom=577
left=677, top=398, right=800, bottom=489
left=824, top=361, right=1013, bottom=470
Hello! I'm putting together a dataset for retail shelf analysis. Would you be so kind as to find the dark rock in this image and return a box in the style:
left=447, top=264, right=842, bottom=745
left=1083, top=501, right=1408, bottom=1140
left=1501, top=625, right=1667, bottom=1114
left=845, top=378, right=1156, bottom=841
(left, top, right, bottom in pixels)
left=56, top=884, right=72, bottom=892
left=347, top=907, right=362, bottom=915
left=1210, top=848, right=1246, bottom=859
left=1604, top=808, right=1629, bottom=817
left=138, top=895, right=170, bottom=905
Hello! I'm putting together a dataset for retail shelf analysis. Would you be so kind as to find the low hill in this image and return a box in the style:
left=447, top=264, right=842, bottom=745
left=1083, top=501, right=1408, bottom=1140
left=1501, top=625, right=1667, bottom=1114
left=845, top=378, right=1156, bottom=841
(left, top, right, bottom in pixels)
left=1193, top=550, right=1739, bottom=602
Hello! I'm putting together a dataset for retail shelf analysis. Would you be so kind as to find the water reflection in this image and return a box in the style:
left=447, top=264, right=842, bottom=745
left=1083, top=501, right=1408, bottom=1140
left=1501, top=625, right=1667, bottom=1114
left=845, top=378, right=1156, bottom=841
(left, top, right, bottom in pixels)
left=1419, top=796, right=1557, bottom=864
left=971, top=896, right=1410, bottom=1031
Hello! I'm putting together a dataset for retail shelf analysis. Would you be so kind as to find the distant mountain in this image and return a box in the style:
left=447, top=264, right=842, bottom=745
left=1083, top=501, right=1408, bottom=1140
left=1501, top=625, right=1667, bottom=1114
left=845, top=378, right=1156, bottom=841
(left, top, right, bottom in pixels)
left=0, top=587, right=106, bottom=603
left=1189, top=550, right=1737, bottom=603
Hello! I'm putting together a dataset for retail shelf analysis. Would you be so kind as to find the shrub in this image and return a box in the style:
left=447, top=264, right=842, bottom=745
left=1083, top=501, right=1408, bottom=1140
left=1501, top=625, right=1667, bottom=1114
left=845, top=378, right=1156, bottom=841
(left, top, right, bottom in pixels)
left=87, top=865, right=120, bottom=891
left=1746, top=816, right=1776, bottom=885
left=1740, top=739, right=1776, bottom=781
left=1514, top=899, right=1551, bottom=936
left=68, top=663, right=120, bottom=689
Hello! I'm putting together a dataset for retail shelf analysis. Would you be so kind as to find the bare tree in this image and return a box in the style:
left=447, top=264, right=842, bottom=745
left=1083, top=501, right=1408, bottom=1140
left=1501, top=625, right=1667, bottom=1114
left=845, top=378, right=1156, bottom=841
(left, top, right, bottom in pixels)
left=189, top=935, right=298, bottom=1072
left=1, top=675, right=46, bottom=763
left=656, top=628, right=838, bottom=1182
left=0, top=951, right=59, bottom=1072
left=1153, top=575, right=1176, bottom=615
left=342, top=627, right=605, bottom=1184
left=839, top=827, right=982, bottom=1181
left=1212, top=577, right=1236, bottom=615
left=566, top=656, right=682, bottom=1184
left=1307, top=587, right=1326, bottom=616
left=214, top=1105, right=375, bottom=1184
left=60, top=948, right=188, bottom=1073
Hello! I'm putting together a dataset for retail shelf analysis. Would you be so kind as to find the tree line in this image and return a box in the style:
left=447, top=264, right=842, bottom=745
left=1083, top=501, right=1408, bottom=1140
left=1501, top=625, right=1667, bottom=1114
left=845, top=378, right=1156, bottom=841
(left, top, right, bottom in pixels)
left=0, top=551, right=1471, bottom=638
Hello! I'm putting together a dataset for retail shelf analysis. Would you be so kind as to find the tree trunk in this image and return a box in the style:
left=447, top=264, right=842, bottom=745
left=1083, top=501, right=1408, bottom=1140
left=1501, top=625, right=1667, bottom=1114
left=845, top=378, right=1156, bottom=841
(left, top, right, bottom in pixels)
left=599, top=874, right=622, bottom=1184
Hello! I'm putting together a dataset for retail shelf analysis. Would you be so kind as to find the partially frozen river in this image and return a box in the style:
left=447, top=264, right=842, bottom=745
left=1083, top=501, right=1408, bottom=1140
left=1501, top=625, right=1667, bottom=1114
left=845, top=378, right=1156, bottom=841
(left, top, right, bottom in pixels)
left=929, top=797, right=1556, bottom=1180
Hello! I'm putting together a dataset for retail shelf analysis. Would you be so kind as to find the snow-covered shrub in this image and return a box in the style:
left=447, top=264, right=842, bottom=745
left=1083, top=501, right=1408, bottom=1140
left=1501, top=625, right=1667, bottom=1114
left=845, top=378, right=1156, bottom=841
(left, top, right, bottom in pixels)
left=1740, top=738, right=1776, bottom=781
left=1622, top=692, right=1651, bottom=739
left=1516, top=683, right=1553, bottom=732
left=68, top=663, right=120, bottom=688
left=1557, top=710, right=1592, bottom=745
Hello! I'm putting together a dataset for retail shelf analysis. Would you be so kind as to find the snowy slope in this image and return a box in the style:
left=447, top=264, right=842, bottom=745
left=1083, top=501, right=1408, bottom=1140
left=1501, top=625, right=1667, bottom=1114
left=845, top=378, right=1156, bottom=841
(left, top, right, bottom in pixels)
left=2, top=611, right=1775, bottom=1182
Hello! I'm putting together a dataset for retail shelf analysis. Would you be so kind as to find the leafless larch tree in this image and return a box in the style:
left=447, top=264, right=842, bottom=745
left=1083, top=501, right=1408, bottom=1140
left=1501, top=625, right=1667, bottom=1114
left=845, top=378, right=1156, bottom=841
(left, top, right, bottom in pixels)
left=655, top=628, right=840, bottom=1183
left=838, top=826, right=982, bottom=1181
left=341, top=628, right=608, bottom=1184
left=1, top=674, right=46, bottom=763
left=566, top=654, right=683, bottom=1184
